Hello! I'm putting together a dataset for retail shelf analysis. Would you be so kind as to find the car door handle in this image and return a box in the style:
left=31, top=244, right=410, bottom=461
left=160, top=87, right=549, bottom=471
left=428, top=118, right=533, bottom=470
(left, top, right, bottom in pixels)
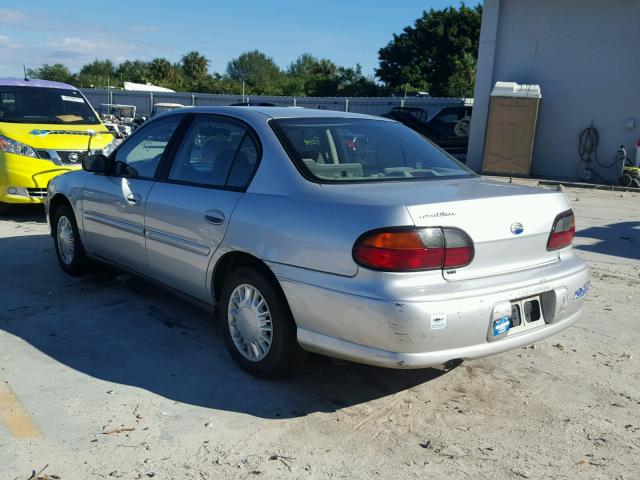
left=204, top=210, right=225, bottom=225
left=126, top=193, right=141, bottom=206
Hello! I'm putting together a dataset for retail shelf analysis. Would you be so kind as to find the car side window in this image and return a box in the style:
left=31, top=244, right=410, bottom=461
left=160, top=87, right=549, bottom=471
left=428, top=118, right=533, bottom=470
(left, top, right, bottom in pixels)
left=168, top=115, right=258, bottom=188
left=226, top=134, right=259, bottom=188
left=432, top=108, right=470, bottom=125
left=113, top=116, right=181, bottom=178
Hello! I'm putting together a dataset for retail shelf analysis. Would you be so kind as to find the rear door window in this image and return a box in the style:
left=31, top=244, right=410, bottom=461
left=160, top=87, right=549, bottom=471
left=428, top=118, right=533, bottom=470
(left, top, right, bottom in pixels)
left=168, top=115, right=259, bottom=188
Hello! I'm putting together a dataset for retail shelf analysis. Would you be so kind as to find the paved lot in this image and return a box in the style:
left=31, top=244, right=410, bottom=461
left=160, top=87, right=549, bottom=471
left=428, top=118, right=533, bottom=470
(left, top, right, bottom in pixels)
left=0, top=183, right=639, bottom=480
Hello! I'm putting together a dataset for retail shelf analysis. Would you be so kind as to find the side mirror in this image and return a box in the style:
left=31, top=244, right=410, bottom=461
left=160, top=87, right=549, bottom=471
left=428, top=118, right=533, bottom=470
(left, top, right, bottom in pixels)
left=82, top=154, right=109, bottom=174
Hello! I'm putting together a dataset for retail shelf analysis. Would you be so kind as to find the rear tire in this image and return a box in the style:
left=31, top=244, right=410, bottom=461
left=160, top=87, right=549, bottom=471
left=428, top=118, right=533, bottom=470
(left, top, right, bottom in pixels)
left=219, top=267, right=302, bottom=377
left=53, top=204, right=87, bottom=276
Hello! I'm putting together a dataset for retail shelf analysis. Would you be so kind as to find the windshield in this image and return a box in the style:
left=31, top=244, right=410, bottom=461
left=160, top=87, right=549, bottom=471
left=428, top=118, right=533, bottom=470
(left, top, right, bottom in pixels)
left=272, top=117, right=475, bottom=183
left=0, top=86, right=100, bottom=125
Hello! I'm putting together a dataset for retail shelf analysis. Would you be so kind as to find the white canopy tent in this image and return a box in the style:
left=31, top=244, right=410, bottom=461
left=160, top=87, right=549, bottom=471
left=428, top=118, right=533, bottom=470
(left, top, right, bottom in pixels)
left=123, top=81, right=175, bottom=93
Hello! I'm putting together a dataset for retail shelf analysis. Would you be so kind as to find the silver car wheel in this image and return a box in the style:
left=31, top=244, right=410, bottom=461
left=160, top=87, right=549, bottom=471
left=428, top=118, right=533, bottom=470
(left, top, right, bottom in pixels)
left=228, top=283, right=273, bottom=362
left=57, top=216, right=75, bottom=266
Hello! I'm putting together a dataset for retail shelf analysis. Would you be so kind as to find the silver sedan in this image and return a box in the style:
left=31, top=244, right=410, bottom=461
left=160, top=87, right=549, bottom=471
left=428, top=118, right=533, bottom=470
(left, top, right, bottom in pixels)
left=46, top=107, right=589, bottom=376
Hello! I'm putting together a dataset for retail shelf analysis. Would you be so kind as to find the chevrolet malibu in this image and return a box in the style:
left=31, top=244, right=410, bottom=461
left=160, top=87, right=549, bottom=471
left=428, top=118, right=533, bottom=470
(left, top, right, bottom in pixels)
left=46, top=107, right=589, bottom=376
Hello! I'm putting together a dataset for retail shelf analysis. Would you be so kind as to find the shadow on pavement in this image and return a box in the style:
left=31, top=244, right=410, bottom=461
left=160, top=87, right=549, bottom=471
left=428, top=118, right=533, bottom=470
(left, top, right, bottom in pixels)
left=575, top=221, right=639, bottom=261
left=0, top=204, right=47, bottom=224
left=0, top=233, right=450, bottom=419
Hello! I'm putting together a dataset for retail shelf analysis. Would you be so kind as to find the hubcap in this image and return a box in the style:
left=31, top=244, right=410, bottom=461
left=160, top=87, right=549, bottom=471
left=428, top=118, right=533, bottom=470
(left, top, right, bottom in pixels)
left=228, top=284, right=272, bottom=362
left=57, top=216, right=75, bottom=265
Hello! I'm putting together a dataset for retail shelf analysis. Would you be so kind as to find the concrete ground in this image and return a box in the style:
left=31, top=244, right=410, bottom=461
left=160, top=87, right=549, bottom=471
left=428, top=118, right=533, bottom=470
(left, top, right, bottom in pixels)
left=0, top=183, right=638, bottom=480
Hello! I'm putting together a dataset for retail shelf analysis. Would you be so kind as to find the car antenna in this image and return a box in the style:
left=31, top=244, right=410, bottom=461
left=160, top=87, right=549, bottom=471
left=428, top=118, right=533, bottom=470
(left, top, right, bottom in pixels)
left=23, top=65, right=29, bottom=81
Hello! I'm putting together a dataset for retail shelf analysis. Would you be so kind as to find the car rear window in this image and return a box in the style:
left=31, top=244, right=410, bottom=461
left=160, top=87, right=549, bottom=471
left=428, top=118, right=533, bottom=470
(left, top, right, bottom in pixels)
left=271, top=117, right=475, bottom=183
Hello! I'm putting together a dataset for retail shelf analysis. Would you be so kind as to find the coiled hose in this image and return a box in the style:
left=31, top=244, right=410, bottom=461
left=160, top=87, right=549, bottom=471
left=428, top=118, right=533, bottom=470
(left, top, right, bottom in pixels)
left=577, top=125, right=626, bottom=181
left=578, top=126, right=599, bottom=166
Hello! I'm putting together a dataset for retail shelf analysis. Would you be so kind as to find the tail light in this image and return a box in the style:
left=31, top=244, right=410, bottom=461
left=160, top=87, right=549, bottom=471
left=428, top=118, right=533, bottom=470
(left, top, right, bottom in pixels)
left=547, top=210, right=575, bottom=251
left=353, top=227, right=474, bottom=272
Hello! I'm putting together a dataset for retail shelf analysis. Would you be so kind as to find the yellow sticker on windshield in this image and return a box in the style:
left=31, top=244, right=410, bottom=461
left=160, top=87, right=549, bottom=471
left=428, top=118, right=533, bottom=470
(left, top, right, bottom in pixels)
left=56, top=114, right=83, bottom=122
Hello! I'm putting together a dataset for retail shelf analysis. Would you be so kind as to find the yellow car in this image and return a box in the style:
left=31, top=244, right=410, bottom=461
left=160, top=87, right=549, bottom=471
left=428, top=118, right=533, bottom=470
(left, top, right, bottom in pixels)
left=0, top=78, right=117, bottom=210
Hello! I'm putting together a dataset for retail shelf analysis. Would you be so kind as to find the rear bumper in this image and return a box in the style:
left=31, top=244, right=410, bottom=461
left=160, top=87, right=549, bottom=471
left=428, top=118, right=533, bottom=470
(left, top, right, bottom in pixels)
left=297, top=309, right=582, bottom=368
left=0, top=152, right=75, bottom=204
left=273, top=254, right=589, bottom=369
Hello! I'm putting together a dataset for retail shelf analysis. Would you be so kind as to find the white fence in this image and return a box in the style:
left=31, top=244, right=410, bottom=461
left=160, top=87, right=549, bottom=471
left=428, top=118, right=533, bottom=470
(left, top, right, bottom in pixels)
left=81, top=89, right=472, bottom=117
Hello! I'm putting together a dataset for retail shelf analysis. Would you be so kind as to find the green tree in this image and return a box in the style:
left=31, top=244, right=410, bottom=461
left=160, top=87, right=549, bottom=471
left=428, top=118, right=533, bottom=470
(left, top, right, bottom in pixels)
left=376, top=4, right=482, bottom=97
left=164, top=63, right=190, bottom=91
left=79, top=59, right=116, bottom=77
left=116, top=60, right=150, bottom=84
left=27, top=64, right=74, bottom=84
left=226, top=50, right=283, bottom=95
left=26, top=50, right=395, bottom=97
left=285, top=54, right=340, bottom=96
left=181, top=51, right=209, bottom=81
left=445, top=51, right=477, bottom=97
left=287, top=53, right=319, bottom=78
left=312, top=58, right=337, bottom=77
left=77, top=59, right=116, bottom=87
left=148, top=58, right=172, bottom=83
left=336, top=64, right=387, bottom=96
left=280, top=75, right=306, bottom=96
left=192, top=73, right=242, bottom=94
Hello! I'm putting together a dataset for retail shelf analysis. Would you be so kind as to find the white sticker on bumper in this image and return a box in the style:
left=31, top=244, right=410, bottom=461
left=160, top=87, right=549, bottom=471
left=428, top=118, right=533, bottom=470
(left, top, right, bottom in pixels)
left=431, top=313, right=447, bottom=330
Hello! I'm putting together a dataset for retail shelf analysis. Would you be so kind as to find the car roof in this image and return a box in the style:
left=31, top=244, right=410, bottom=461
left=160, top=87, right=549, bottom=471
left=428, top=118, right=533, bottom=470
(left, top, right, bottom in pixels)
left=157, top=105, right=395, bottom=122
left=0, top=77, right=79, bottom=90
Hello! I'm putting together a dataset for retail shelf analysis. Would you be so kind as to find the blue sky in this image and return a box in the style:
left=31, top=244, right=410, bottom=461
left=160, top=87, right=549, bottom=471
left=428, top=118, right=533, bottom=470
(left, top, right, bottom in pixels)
left=0, top=1, right=463, bottom=78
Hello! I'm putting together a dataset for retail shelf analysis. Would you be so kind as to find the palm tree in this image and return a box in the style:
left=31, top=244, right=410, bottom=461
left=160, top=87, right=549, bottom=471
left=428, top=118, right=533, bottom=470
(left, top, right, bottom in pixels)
left=181, top=51, right=209, bottom=80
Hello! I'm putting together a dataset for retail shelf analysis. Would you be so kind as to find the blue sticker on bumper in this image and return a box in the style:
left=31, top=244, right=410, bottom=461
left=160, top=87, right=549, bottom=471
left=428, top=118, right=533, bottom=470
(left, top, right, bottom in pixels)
left=574, top=281, right=590, bottom=300
left=493, top=316, right=511, bottom=336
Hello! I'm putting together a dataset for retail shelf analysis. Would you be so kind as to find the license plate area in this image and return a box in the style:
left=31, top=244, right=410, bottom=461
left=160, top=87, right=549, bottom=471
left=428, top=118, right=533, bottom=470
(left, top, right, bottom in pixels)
left=488, top=295, right=545, bottom=341
left=509, top=296, right=544, bottom=333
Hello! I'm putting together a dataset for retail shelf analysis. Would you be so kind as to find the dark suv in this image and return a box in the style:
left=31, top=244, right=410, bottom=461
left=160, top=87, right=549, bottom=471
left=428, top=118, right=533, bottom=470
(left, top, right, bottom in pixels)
left=382, top=106, right=472, bottom=162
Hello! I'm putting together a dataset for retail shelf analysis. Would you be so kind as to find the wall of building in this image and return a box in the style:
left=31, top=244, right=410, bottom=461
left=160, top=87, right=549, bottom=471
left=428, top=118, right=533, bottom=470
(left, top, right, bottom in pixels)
left=468, top=0, right=640, bottom=181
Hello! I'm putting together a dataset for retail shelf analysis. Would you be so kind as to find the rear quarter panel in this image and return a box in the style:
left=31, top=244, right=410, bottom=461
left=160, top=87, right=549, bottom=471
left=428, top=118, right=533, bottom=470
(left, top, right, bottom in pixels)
left=222, top=193, right=414, bottom=277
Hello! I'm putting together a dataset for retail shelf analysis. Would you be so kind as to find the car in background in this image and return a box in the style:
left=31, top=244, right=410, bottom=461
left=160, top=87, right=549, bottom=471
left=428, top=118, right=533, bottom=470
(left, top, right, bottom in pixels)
left=151, top=103, right=185, bottom=117
left=100, top=103, right=137, bottom=138
left=46, top=107, right=588, bottom=377
left=0, top=78, right=117, bottom=211
left=383, top=105, right=472, bottom=162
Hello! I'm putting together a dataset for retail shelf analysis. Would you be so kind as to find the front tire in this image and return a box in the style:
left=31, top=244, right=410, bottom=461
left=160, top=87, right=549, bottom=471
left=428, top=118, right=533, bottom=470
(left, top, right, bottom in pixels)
left=219, top=267, right=301, bottom=377
left=53, top=204, right=87, bottom=276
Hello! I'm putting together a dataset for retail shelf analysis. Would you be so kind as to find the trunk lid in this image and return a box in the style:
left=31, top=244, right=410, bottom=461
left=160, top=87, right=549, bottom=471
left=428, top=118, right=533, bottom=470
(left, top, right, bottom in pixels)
left=321, top=177, right=570, bottom=280
left=403, top=178, right=568, bottom=281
